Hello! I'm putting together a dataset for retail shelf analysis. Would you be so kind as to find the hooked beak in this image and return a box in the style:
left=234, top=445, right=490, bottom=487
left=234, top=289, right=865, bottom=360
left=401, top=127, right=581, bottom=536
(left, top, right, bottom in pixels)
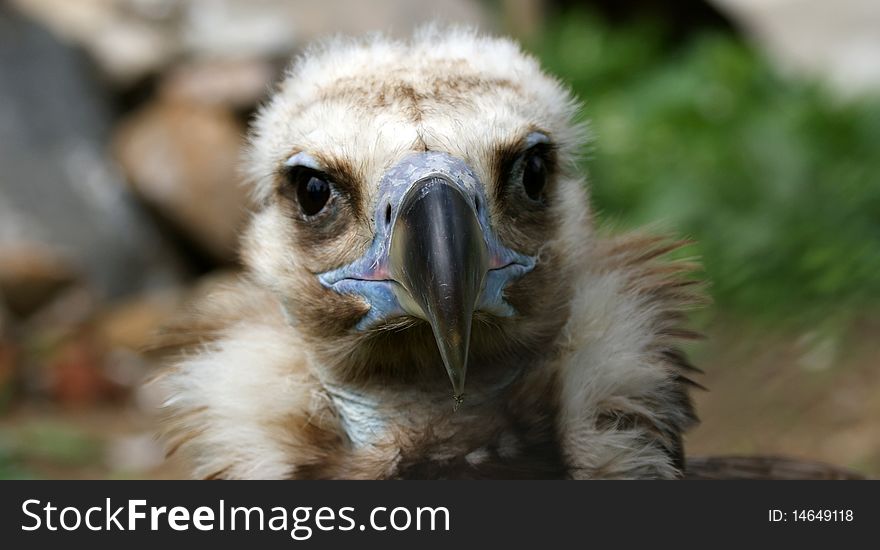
left=317, top=151, right=536, bottom=410
left=388, top=176, right=489, bottom=409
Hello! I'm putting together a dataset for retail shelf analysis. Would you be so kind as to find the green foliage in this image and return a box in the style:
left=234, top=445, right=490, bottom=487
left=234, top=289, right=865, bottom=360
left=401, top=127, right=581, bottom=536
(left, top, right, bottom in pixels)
left=531, top=12, right=880, bottom=323
left=0, top=423, right=102, bottom=479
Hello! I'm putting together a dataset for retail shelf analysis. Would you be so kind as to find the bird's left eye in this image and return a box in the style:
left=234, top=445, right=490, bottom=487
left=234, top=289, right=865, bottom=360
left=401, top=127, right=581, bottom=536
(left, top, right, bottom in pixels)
left=298, top=175, right=331, bottom=215
left=521, top=152, right=547, bottom=201
left=284, top=167, right=333, bottom=217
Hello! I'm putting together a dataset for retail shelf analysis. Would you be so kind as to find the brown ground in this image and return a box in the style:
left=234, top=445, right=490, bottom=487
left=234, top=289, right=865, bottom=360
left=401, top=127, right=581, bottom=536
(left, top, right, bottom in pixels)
left=687, top=318, right=880, bottom=476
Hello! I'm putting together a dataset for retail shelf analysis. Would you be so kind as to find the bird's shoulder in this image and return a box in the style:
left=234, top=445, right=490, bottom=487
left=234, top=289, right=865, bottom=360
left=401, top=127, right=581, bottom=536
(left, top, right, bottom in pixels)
left=150, top=273, right=291, bottom=358
left=551, top=231, right=705, bottom=478
left=150, top=274, right=330, bottom=479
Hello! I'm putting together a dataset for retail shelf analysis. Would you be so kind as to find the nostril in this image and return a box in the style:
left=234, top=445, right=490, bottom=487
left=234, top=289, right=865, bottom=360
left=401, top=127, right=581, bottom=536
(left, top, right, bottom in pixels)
left=474, top=196, right=481, bottom=214
left=385, top=203, right=392, bottom=227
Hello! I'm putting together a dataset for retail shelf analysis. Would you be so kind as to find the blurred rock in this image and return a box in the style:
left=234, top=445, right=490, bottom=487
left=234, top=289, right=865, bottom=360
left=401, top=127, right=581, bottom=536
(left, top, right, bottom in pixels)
left=177, top=0, right=490, bottom=59
left=0, top=301, right=8, bottom=337
left=10, top=286, right=182, bottom=404
left=712, top=0, right=880, bottom=96
left=49, top=329, right=121, bottom=406
left=23, top=287, right=100, bottom=337
left=0, top=6, right=185, bottom=301
left=0, top=336, right=18, bottom=412
left=159, top=59, right=277, bottom=109
left=0, top=244, right=77, bottom=318
left=113, top=99, right=252, bottom=260
left=94, top=290, right=183, bottom=352
left=10, top=0, right=179, bottom=85
left=12, top=0, right=488, bottom=85
left=12, top=287, right=103, bottom=402
left=103, top=349, right=152, bottom=392
left=501, top=0, right=546, bottom=38
left=106, top=433, right=166, bottom=473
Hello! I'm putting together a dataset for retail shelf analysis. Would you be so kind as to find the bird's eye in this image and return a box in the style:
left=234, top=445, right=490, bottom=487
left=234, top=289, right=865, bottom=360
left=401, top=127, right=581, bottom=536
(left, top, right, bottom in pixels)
left=286, top=168, right=332, bottom=216
left=521, top=152, right=547, bottom=201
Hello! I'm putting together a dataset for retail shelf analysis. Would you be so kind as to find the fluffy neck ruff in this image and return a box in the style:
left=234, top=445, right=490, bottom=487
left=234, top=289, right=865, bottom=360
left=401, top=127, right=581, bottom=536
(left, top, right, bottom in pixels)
left=154, top=232, right=702, bottom=479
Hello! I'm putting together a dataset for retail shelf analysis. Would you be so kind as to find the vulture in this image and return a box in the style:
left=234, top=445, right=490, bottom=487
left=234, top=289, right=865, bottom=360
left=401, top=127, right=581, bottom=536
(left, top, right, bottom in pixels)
left=155, top=28, right=858, bottom=480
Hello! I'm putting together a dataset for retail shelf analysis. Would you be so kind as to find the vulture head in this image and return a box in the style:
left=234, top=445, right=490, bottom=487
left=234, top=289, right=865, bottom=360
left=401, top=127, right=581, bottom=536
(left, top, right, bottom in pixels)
left=157, top=28, right=703, bottom=479
left=243, top=28, right=586, bottom=406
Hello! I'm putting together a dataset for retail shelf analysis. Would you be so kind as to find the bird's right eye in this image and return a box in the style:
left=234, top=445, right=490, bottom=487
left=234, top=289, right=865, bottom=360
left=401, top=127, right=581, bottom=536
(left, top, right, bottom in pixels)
left=285, top=168, right=333, bottom=217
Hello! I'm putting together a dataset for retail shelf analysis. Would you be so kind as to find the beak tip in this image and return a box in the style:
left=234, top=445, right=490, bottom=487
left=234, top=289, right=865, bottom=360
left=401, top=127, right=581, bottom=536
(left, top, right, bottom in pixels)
left=452, top=393, right=464, bottom=412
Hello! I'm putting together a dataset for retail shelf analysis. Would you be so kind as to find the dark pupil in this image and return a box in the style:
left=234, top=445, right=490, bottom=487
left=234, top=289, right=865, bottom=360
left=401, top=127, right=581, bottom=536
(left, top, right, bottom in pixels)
left=522, top=154, right=546, bottom=200
left=297, top=175, right=331, bottom=215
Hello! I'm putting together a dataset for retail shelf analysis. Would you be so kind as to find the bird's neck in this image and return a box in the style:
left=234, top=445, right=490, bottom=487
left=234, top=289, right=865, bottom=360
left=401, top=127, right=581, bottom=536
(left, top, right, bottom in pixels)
left=310, top=356, right=566, bottom=479
left=319, top=357, right=536, bottom=443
